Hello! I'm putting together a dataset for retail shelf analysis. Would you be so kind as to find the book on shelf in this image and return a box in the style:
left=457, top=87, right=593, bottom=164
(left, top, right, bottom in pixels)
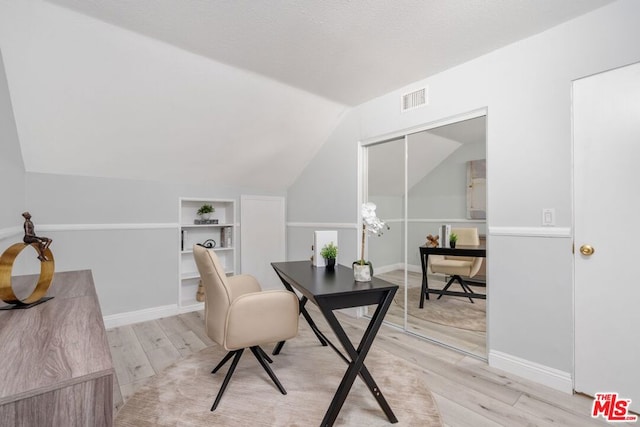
left=220, top=227, right=232, bottom=248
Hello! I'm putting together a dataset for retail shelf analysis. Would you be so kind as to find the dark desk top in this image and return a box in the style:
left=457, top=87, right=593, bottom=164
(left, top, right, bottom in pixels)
left=419, top=245, right=486, bottom=257
left=271, top=261, right=397, bottom=308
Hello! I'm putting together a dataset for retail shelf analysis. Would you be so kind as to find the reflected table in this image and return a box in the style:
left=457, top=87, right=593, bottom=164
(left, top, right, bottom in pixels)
left=419, top=245, right=487, bottom=308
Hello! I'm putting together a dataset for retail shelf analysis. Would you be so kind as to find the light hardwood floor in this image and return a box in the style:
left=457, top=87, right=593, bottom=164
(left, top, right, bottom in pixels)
left=108, top=307, right=627, bottom=426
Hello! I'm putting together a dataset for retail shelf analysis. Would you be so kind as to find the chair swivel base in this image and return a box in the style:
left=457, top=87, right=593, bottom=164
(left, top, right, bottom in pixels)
left=210, top=345, right=286, bottom=411
left=437, top=275, right=476, bottom=303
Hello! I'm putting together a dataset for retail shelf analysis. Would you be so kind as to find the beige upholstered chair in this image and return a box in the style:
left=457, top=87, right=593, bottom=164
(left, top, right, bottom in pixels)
left=428, top=227, right=483, bottom=303
left=193, top=244, right=299, bottom=411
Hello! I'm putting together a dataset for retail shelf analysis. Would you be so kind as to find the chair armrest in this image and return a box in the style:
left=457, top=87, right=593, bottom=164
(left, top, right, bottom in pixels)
left=469, top=257, right=484, bottom=278
left=227, top=274, right=262, bottom=300
left=224, top=290, right=299, bottom=350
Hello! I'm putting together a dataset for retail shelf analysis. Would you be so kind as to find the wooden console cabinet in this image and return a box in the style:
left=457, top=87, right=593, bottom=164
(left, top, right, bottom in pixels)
left=0, top=270, right=114, bottom=426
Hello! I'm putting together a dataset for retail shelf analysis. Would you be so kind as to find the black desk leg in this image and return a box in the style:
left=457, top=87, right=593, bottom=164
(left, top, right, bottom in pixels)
left=273, top=275, right=328, bottom=355
left=419, top=253, right=430, bottom=308
left=316, top=289, right=398, bottom=427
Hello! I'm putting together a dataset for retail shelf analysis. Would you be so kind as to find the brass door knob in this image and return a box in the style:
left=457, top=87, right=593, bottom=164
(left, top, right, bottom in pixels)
left=579, top=244, right=595, bottom=256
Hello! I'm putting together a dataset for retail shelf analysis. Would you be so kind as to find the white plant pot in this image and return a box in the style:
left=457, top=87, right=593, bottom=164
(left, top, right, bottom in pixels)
left=353, top=264, right=371, bottom=282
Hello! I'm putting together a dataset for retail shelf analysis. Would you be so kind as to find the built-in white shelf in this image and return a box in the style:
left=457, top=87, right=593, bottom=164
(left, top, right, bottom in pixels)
left=178, top=197, right=236, bottom=309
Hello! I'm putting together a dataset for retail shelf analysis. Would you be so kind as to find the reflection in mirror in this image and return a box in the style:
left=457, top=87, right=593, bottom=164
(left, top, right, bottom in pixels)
left=365, top=115, right=487, bottom=359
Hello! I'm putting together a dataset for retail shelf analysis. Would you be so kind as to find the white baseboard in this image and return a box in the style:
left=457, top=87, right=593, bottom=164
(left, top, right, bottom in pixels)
left=489, top=350, right=573, bottom=394
left=103, top=304, right=179, bottom=329
left=374, top=263, right=423, bottom=275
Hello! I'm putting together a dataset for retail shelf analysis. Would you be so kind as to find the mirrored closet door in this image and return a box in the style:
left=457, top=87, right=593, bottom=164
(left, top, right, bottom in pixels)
left=364, top=114, right=487, bottom=359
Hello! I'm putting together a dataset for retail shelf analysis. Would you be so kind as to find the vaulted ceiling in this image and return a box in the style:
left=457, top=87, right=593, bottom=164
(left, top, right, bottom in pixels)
left=0, top=0, right=614, bottom=191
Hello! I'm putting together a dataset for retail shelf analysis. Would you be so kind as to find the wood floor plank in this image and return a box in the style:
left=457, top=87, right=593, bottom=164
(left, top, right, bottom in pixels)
left=434, top=392, right=503, bottom=427
left=107, top=325, right=155, bottom=386
left=156, top=315, right=191, bottom=337
left=178, top=311, right=214, bottom=345
left=456, top=356, right=598, bottom=418
left=514, top=393, right=609, bottom=427
left=131, top=319, right=172, bottom=352
left=146, top=344, right=182, bottom=374
left=166, top=330, right=208, bottom=356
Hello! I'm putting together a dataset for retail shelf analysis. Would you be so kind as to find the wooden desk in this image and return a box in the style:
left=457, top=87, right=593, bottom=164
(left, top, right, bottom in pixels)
left=419, top=245, right=487, bottom=308
left=271, top=261, right=398, bottom=427
left=0, top=270, right=114, bottom=426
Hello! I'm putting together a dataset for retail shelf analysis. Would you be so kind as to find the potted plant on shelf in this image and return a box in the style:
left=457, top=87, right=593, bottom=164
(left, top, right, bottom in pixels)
left=197, top=204, right=214, bottom=220
left=353, top=202, right=389, bottom=281
left=449, top=232, right=458, bottom=248
left=320, top=242, right=338, bottom=270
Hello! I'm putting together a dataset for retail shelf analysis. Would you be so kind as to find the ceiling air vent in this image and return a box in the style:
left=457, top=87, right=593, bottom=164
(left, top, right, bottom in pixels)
left=401, top=87, right=428, bottom=112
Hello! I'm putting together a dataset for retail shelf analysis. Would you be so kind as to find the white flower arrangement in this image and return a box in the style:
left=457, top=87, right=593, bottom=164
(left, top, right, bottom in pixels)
left=357, top=202, right=389, bottom=266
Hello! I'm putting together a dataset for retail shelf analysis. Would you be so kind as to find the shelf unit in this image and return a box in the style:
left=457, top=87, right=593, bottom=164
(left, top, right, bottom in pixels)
left=179, top=198, right=236, bottom=310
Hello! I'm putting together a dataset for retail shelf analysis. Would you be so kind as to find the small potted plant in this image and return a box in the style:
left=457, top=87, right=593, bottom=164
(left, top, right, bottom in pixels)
left=320, top=242, right=338, bottom=269
left=197, top=204, right=214, bottom=220
left=449, top=232, right=458, bottom=248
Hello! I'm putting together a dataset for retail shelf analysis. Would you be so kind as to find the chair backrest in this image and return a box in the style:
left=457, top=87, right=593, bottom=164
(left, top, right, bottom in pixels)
left=447, top=227, right=483, bottom=277
left=452, top=227, right=480, bottom=246
left=193, top=244, right=232, bottom=346
left=445, top=227, right=479, bottom=262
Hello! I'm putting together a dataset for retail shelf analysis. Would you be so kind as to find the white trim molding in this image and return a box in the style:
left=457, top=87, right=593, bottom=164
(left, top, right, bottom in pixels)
left=408, top=218, right=487, bottom=224
left=489, top=226, right=572, bottom=238
left=489, top=350, right=573, bottom=394
left=287, top=222, right=358, bottom=229
left=103, top=304, right=179, bottom=329
left=0, top=226, right=22, bottom=240
left=39, top=223, right=178, bottom=232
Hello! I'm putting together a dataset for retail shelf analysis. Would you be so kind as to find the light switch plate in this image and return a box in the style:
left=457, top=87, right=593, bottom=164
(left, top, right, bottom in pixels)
left=542, top=208, right=555, bottom=226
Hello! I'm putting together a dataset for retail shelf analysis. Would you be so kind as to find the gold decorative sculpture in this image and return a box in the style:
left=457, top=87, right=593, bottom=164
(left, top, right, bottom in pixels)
left=0, top=212, right=55, bottom=309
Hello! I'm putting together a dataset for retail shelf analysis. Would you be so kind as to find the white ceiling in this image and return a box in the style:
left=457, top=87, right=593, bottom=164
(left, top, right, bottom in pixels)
left=44, top=0, right=614, bottom=106
left=1, top=0, right=614, bottom=191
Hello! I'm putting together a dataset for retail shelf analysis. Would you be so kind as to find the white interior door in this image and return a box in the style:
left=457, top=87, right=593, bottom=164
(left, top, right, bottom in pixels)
left=240, top=195, right=286, bottom=290
left=574, top=62, right=640, bottom=412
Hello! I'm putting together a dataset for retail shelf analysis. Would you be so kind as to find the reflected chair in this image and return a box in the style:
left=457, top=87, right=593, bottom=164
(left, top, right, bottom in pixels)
left=193, top=244, right=299, bottom=411
left=428, top=227, right=483, bottom=303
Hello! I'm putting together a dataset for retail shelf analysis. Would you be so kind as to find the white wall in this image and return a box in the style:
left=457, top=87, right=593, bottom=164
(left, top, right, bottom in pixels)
left=287, top=109, right=362, bottom=264
left=0, top=50, right=25, bottom=240
left=287, top=0, right=640, bottom=386
left=25, top=172, right=285, bottom=316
